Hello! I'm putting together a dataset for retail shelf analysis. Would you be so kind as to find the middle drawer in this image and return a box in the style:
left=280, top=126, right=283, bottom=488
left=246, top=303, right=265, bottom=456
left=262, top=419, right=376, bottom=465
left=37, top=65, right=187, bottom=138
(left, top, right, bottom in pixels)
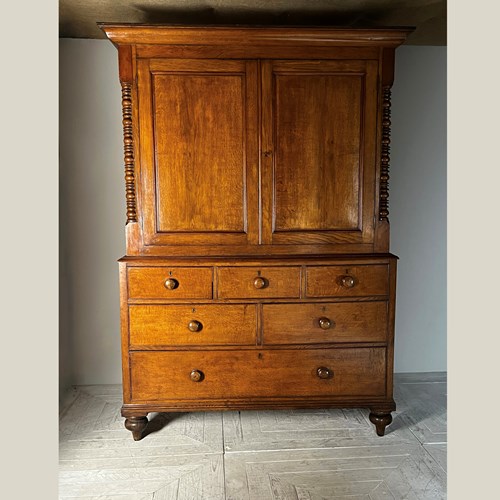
left=263, top=302, right=388, bottom=344
left=129, top=304, right=257, bottom=347
left=218, top=266, right=301, bottom=299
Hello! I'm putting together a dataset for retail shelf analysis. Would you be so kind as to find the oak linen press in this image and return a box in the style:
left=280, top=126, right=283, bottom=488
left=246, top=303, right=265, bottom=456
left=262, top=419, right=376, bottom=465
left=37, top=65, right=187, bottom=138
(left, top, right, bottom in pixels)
left=99, top=24, right=411, bottom=441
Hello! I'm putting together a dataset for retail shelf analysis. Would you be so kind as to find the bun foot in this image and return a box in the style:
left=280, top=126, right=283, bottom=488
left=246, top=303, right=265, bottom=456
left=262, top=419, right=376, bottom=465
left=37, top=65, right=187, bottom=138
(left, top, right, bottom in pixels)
left=125, top=416, right=148, bottom=441
left=369, top=411, right=393, bottom=436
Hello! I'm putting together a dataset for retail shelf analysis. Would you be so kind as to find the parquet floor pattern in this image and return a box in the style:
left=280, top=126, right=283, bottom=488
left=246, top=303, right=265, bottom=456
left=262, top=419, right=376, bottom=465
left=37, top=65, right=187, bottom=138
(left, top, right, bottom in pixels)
left=59, top=373, right=447, bottom=499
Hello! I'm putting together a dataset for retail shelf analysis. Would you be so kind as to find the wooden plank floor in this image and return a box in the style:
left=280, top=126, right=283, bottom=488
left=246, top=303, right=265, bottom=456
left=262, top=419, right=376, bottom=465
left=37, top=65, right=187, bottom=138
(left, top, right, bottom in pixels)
left=59, top=373, right=447, bottom=499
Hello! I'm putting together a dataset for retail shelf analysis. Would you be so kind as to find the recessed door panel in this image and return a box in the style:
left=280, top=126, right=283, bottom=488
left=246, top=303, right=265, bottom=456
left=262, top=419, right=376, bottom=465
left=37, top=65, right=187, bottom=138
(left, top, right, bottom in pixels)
left=274, top=73, right=362, bottom=230
left=154, top=73, right=245, bottom=232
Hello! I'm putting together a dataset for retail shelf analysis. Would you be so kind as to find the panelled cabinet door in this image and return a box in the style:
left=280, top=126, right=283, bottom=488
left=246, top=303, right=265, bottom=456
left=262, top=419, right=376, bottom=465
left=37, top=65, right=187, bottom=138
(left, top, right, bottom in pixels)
left=261, top=60, right=379, bottom=246
left=137, top=59, right=259, bottom=247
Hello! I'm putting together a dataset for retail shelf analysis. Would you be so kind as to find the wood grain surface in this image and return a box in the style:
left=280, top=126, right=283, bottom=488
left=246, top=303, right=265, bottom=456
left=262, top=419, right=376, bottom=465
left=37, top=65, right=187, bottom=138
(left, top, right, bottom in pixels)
left=262, top=301, right=388, bottom=344
left=306, top=264, right=389, bottom=297
left=127, top=266, right=213, bottom=299
left=100, top=25, right=409, bottom=440
left=129, top=304, right=257, bottom=347
left=129, top=348, right=387, bottom=401
left=217, top=266, right=301, bottom=299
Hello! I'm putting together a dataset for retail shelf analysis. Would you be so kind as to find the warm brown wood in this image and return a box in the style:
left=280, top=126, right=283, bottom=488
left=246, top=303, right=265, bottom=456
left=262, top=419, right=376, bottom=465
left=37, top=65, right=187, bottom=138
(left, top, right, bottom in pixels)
left=99, top=25, right=413, bottom=48
left=137, top=58, right=259, bottom=247
left=275, top=64, right=362, bottom=231
left=385, top=257, right=398, bottom=399
left=262, top=60, right=379, bottom=247
left=373, top=47, right=396, bottom=252
left=381, top=47, right=396, bottom=87
left=306, top=265, right=389, bottom=297
left=123, top=397, right=394, bottom=413
left=316, top=366, right=333, bottom=379
left=190, top=369, right=204, bottom=382
left=121, top=81, right=137, bottom=224
left=118, top=45, right=133, bottom=83
left=121, top=243, right=377, bottom=256
left=106, top=27, right=407, bottom=256
left=102, top=25, right=409, bottom=439
left=129, top=304, right=257, bottom=347
left=318, top=317, right=333, bottom=330
left=187, top=320, right=202, bottom=332
left=127, top=267, right=213, bottom=299
left=163, top=278, right=178, bottom=290
left=124, top=415, right=148, bottom=441
left=369, top=411, right=393, bottom=436
left=120, top=255, right=397, bottom=266
left=379, top=86, right=392, bottom=222
left=118, top=262, right=131, bottom=402
left=154, top=64, right=244, bottom=232
left=135, top=44, right=381, bottom=61
left=217, top=266, right=301, bottom=298
left=262, top=301, right=388, bottom=344
left=129, top=348, right=387, bottom=401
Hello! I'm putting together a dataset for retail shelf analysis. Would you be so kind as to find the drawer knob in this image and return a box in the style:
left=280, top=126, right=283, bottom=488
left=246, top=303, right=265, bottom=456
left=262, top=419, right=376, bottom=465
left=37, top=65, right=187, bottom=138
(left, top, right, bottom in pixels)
left=188, top=320, right=202, bottom=332
left=164, top=278, right=179, bottom=290
left=316, top=367, right=333, bottom=379
left=318, top=317, right=334, bottom=330
left=254, top=277, right=268, bottom=289
left=190, top=369, right=204, bottom=382
left=341, top=275, right=356, bottom=288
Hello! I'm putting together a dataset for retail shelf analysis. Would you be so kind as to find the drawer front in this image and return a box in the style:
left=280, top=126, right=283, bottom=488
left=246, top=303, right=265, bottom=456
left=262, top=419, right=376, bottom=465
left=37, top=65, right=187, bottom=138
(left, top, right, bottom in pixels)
left=306, top=265, right=388, bottom=297
left=263, top=302, right=388, bottom=344
left=129, top=304, right=257, bottom=347
left=130, top=348, right=386, bottom=401
left=218, top=266, right=301, bottom=299
left=128, top=267, right=213, bottom=299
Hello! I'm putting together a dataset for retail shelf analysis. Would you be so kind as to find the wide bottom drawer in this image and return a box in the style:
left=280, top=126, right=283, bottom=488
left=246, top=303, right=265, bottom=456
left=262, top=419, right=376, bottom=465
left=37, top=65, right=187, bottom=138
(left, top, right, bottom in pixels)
left=129, top=348, right=386, bottom=402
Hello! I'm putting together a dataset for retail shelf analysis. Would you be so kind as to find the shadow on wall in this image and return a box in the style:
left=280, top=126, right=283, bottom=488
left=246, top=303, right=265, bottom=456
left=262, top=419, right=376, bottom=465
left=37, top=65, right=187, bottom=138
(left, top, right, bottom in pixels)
left=131, top=4, right=445, bottom=45
left=60, top=1, right=446, bottom=44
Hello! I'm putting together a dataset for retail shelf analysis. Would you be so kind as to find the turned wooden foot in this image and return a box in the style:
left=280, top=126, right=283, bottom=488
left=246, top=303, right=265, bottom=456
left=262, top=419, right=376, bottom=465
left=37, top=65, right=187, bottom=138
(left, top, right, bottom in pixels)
left=369, top=411, right=393, bottom=436
left=124, top=416, right=148, bottom=441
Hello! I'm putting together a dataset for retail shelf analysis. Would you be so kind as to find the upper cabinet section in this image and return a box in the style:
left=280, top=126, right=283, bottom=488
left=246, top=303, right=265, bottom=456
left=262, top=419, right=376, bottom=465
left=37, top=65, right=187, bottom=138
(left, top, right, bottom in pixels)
left=99, top=26, right=412, bottom=256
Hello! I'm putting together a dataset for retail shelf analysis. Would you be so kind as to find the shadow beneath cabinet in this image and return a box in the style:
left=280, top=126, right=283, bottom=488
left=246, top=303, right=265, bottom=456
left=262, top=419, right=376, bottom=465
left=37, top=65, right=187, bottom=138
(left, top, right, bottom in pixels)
left=387, top=385, right=447, bottom=437
left=142, top=412, right=184, bottom=437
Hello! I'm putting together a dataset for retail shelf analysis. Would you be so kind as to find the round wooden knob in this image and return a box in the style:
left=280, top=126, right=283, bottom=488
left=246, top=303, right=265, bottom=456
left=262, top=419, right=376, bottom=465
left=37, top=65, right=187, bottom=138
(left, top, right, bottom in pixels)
left=341, top=275, right=355, bottom=288
left=188, top=320, right=202, bottom=332
left=190, top=369, right=204, bottom=382
left=253, top=277, right=267, bottom=289
left=316, top=367, right=333, bottom=379
left=164, top=278, right=179, bottom=290
left=318, top=317, right=334, bottom=330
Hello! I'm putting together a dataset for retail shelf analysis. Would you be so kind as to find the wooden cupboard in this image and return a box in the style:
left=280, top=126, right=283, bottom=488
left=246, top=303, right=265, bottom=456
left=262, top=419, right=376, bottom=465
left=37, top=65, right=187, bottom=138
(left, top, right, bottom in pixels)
left=100, top=24, right=412, bottom=440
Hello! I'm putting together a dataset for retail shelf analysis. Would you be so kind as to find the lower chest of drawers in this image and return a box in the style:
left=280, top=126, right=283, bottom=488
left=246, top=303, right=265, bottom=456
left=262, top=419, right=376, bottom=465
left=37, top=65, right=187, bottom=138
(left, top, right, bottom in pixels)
left=120, top=257, right=396, bottom=408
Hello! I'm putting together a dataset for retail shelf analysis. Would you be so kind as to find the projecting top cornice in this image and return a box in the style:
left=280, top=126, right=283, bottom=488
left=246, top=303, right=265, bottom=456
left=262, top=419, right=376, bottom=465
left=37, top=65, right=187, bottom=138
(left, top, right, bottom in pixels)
left=98, top=24, right=414, bottom=48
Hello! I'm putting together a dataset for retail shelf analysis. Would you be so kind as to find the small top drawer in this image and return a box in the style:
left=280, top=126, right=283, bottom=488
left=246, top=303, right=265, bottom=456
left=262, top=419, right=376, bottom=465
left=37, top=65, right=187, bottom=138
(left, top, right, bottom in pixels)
left=218, top=266, right=301, bottom=299
left=306, top=265, right=388, bottom=297
left=128, top=267, right=213, bottom=299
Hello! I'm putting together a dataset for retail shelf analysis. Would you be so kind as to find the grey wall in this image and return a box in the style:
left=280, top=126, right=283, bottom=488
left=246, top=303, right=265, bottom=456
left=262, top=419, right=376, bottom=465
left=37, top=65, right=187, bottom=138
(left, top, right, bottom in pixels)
left=60, top=39, right=125, bottom=388
left=391, top=46, right=447, bottom=372
left=59, top=40, right=447, bottom=389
